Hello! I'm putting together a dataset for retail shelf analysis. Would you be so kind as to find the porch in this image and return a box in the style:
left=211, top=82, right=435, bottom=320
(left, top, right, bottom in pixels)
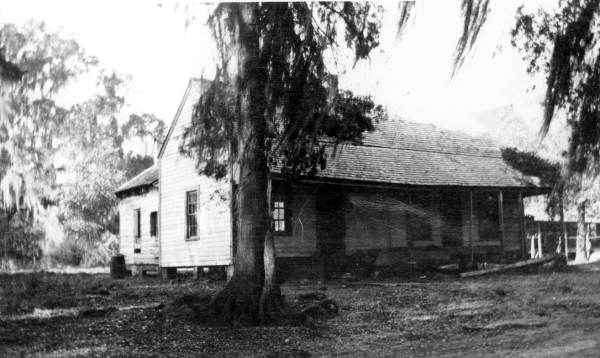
left=272, top=180, right=547, bottom=278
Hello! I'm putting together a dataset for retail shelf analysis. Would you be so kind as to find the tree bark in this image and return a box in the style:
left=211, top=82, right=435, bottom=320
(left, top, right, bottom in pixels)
left=574, top=201, right=588, bottom=264
left=260, top=229, right=282, bottom=320
left=559, top=197, right=566, bottom=257
left=259, top=177, right=283, bottom=321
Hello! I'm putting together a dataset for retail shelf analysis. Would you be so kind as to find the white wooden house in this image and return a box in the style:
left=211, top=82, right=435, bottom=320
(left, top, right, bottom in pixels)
left=115, top=78, right=549, bottom=279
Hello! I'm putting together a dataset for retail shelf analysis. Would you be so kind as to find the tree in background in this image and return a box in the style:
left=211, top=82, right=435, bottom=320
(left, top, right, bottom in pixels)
left=57, top=71, right=166, bottom=266
left=0, top=48, right=23, bottom=82
left=56, top=71, right=129, bottom=265
left=0, top=21, right=165, bottom=267
left=0, top=21, right=95, bottom=266
left=122, top=112, right=166, bottom=157
left=512, top=0, right=600, bottom=263
left=0, top=21, right=95, bottom=214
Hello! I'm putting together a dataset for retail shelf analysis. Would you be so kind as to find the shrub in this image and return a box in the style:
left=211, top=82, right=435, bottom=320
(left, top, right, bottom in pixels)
left=47, top=232, right=116, bottom=267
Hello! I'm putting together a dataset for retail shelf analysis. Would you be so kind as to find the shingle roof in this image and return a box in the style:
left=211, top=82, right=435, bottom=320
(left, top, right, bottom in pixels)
left=307, top=119, right=541, bottom=188
left=115, top=165, right=158, bottom=195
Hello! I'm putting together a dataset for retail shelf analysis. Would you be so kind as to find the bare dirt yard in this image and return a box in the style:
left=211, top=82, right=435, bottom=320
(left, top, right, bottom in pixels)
left=2, top=264, right=600, bottom=357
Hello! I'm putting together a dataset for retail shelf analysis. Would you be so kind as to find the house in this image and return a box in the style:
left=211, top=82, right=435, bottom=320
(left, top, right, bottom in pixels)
left=115, top=165, right=159, bottom=274
left=115, top=78, right=549, bottom=278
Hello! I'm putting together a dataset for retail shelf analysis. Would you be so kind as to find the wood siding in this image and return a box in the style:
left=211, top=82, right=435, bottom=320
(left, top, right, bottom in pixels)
left=158, top=82, right=232, bottom=268
left=118, top=189, right=159, bottom=265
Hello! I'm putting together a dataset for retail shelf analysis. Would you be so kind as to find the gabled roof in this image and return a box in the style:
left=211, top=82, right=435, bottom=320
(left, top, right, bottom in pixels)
left=157, top=78, right=547, bottom=191
left=115, top=165, right=158, bottom=196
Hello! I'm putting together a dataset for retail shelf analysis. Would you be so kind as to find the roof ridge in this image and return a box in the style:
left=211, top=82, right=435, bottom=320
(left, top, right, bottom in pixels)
left=350, top=142, right=502, bottom=159
left=365, top=118, right=502, bottom=156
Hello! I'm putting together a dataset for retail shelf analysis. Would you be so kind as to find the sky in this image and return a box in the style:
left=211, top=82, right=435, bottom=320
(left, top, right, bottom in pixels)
left=0, top=0, right=556, bottom=137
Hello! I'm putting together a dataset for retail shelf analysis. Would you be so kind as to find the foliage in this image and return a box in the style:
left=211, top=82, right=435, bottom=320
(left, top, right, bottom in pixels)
left=0, top=21, right=96, bottom=213
left=47, top=233, right=115, bottom=267
left=0, top=22, right=163, bottom=266
left=57, top=71, right=162, bottom=253
left=0, top=210, right=44, bottom=265
left=501, top=147, right=567, bottom=217
left=512, top=0, right=600, bottom=175
left=0, top=47, right=23, bottom=82
left=122, top=113, right=166, bottom=155
left=501, top=147, right=562, bottom=187
left=394, top=0, right=491, bottom=76
left=512, top=1, right=600, bottom=261
left=121, top=153, right=155, bottom=180
left=182, top=3, right=386, bottom=181
left=454, top=0, right=491, bottom=75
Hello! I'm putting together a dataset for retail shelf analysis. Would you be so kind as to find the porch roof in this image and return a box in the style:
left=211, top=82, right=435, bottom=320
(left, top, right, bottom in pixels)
left=115, top=165, right=158, bottom=196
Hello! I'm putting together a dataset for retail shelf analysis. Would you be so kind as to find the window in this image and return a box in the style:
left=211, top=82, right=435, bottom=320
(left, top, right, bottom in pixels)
left=186, top=190, right=198, bottom=239
left=272, top=197, right=292, bottom=235
left=150, top=211, right=158, bottom=237
left=133, top=209, right=141, bottom=243
left=134, top=248, right=141, bottom=254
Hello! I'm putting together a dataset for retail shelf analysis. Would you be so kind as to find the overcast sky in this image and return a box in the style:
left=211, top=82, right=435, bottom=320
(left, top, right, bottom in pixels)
left=1, top=0, right=555, bottom=136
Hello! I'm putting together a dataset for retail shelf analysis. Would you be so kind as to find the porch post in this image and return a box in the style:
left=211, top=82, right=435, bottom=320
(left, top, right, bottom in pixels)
left=469, top=190, right=474, bottom=265
left=518, top=191, right=525, bottom=258
left=586, top=223, right=591, bottom=260
left=537, top=222, right=543, bottom=257
left=498, top=191, right=506, bottom=260
left=560, top=197, right=568, bottom=261
left=530, top=232, right=535, bottom=258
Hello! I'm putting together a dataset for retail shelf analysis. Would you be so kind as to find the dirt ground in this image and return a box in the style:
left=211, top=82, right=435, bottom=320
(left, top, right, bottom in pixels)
left=1, top=264, right=600, bottom=357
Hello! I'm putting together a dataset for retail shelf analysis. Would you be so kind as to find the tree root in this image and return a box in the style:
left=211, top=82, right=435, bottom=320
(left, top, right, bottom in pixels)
left=165, top=285, right=339, bottom=326
left=195, top=276, right=263, bottom=325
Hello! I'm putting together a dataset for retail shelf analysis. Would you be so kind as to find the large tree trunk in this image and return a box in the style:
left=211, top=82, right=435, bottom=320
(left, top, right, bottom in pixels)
left=201, top=3, right=278, bottom=324
left=574, top=201, right=588, bottom=264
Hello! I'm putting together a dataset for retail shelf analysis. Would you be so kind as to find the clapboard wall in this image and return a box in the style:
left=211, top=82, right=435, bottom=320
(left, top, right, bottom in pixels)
left=118, top=189, right=159, bottom=266
left=158, top=79, right=232, bottom=268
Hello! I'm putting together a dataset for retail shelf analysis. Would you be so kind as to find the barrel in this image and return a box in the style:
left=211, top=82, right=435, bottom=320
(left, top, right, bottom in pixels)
left=110, top=254, right=126, bottom=279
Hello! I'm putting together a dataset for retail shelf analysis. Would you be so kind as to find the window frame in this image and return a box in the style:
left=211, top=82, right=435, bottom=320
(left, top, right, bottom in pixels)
left=185, top=189, right=199, bottom=240
left=271, top=194, right=292, bottom=236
